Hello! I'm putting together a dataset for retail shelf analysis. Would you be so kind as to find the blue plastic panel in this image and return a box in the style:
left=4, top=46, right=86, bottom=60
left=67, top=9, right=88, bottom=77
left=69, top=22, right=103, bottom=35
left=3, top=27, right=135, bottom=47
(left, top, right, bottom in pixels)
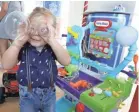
left=56, top=97, right=76, bottom=112
left=84, top=12, right=130, bottom=68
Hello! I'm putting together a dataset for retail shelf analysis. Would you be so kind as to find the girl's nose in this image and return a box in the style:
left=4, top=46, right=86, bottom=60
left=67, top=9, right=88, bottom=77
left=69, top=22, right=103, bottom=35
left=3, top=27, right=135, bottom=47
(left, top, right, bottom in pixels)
left=34, top=30, right=39, bottom=36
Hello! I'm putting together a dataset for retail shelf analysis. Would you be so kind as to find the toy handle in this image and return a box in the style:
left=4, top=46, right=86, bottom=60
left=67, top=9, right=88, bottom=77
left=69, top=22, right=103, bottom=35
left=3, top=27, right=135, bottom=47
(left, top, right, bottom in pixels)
left=121, top=70, right=136, bottom=79
left=133, top=54, right=138, bottom=75
left=67, top=27, right=78, bottom=39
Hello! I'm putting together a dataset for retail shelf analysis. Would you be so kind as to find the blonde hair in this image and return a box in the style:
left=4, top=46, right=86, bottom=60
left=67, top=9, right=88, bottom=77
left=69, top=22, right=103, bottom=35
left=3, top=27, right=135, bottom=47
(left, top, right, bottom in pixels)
left=29, top=7, right=56, bottom=28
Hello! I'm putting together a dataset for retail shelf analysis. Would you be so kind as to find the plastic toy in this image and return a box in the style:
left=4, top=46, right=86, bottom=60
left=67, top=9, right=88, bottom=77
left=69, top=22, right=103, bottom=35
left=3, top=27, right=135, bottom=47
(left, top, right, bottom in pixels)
left=127, top=54, right=139, bottom=84
left=88, top=33, right=113, bottom=58
left=104, top=90, right=112, bottom=97
left=70, top=80, right=88, bottom=89
left=67, top=38, right=77, bottom=46
left=65, top=64, right=78, bottom=76
left=75, top=102, right=85, bottom=112
left=128, top=65, right=134, bottom=72
left=3, top=65, right=19, bottom=96
left=112, top=90, right=122, bottom=98
left=89, top=92, right=95, bottom=97
left=92, top=87, right=103, bottom=94
left=58, top=68, right=68, bottom=77
left=117, top=101, right=125, bottom=109
left=80, top=77, right=133, bottom=112
left=68, top=50, right=80, bottom=60
left=113, top=4, right=125, bottom=12
left=133, top=54, right=139, bottom=84
left=58, top=65, right=79, bottom=77
left=133, top=54, right=138, bottom=75
left=116, top=26, right=138, bottom=46
left=68, top=27, right=78, bottom=39
left=56, top=11, right=138, bottom=112
left=0, top=65, right=19, bottom=104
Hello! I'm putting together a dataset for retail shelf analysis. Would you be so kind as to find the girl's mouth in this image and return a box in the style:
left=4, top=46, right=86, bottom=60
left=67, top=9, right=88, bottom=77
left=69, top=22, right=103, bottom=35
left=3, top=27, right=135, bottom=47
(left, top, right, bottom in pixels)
left=31, top=36, right=41, bottom=41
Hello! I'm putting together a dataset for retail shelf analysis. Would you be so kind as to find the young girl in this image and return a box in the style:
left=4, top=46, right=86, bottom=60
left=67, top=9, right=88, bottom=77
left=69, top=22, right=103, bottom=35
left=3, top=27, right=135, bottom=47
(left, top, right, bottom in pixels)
left=2, top=7, right=70, bottom=112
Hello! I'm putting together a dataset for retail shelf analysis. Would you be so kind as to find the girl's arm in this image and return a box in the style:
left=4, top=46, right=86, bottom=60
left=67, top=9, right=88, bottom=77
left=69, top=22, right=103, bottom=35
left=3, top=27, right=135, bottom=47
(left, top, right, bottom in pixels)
left=49, top=39, right=71, bottom=66
left=1, top=43, right=21, bottom=69
left=2, top=23, right=29, bottom=69
left=40, top=25, right=71, bottom=66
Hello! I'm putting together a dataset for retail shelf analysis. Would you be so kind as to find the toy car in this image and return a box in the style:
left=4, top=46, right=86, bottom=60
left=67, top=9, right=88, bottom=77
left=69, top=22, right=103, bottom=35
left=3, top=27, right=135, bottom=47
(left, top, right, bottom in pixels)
left=0, top=65, right=19, bottom=104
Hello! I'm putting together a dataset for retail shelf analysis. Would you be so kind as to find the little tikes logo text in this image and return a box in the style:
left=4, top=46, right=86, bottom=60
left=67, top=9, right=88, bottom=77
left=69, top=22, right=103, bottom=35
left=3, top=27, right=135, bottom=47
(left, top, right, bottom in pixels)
left=94, top=19, right=112, bottom=32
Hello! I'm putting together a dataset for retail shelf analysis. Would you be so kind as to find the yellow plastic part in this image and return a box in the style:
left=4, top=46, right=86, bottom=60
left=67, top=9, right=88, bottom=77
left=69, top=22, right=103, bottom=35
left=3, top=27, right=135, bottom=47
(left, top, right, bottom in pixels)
left=117, top=105, right=122, bottom=109
left=112, top=91, right=120, bottom=97
left=67, top=27, right=78, bottom=39
left=117, top=90, right=122, bottom=94
left=104, top=87, right=111, bottom=90
left=121, top=102, right=125, bottom=105
left=117, top=102, right=125, bottom=109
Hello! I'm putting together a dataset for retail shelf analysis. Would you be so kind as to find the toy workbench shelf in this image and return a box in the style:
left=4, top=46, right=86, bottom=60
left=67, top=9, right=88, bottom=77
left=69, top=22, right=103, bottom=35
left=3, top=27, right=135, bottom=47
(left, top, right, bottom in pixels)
left=56, top=70, right=134, bottom=112
left=56, top=71, right=102, bottom=99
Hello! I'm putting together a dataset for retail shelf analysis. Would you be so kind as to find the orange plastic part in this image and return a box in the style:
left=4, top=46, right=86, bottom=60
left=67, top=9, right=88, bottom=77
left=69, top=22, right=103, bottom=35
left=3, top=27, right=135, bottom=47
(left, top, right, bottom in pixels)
left=81, top=80, right=88, bottom=88
left=6, top=65, right=19, bottom=73
left=10, top=81, right=18, bottom=86
left=133, top=54, right=138, bottom=75
left=70, top=82, right=79, bottom=89
left=89, top=92, right=95, bottom=97
left=58, top=68, right=68, bottom=77
left=69, top=80, right=88, bottom=89
left=76, top=102, right=85, bottom=112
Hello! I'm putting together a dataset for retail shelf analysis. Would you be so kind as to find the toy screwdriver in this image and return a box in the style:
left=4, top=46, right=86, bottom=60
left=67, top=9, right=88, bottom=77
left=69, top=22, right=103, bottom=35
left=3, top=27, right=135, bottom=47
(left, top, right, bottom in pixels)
left=133, top=54, right=138, bottom=75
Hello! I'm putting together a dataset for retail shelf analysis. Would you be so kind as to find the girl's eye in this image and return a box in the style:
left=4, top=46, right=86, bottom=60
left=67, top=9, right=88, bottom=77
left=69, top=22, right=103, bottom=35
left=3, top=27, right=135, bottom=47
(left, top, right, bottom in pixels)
left=41, top=27, right=48, bottom=33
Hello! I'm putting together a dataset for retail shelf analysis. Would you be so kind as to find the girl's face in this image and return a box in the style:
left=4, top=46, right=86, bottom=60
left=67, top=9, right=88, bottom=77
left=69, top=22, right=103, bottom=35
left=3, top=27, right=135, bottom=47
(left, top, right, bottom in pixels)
left=28, top=15, right=52, bottom=47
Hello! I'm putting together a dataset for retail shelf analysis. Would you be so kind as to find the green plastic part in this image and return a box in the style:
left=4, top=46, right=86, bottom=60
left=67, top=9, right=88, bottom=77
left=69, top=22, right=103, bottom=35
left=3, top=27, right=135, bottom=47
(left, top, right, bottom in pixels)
left=65, top=64, right=78, bottom=76
left=68, top=50, right=80, bottom=60
left=68, top=107, right=75, bottom=112
left=80, top=77, right=133, bottom=112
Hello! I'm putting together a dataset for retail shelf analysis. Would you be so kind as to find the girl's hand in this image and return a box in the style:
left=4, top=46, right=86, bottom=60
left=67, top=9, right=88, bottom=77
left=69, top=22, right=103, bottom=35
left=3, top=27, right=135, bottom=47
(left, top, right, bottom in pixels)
left=38, top=24, right=56, bottom=45
left=12, top=22, right=30, bottom=48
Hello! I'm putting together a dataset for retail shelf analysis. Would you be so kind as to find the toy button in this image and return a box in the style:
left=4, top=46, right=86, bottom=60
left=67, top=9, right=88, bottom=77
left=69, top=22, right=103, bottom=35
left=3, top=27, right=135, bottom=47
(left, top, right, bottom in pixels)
left=92, top=87, right=103, bottom=94
left=89, top=92, right=95, bottom=97
left=104, top=90, right=112, bottom=97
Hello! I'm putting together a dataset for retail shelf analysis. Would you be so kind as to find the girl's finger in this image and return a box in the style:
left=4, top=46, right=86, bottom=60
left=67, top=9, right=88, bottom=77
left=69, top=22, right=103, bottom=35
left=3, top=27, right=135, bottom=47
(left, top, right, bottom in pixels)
left=48, top=25, right=56, bottom=38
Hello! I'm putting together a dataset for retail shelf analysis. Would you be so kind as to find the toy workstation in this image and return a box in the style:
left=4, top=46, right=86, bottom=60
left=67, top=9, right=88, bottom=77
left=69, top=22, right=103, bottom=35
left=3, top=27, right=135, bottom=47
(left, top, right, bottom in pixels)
left=56, top=11, right=138, bottom=112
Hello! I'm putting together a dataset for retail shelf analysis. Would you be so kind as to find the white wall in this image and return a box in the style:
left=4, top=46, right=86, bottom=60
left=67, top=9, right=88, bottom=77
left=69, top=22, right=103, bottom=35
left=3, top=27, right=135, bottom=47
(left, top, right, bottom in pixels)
left=59, top=1, right=70, bottom=35
left=87, top=1, right=136, bottom=13
left=23, top=1, right=36, bottom=16
left=68, top=1, right=84, bottom=26
left=131, top=1, right=139, bottom=50
left=68, top=1, right=136, bottom=27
